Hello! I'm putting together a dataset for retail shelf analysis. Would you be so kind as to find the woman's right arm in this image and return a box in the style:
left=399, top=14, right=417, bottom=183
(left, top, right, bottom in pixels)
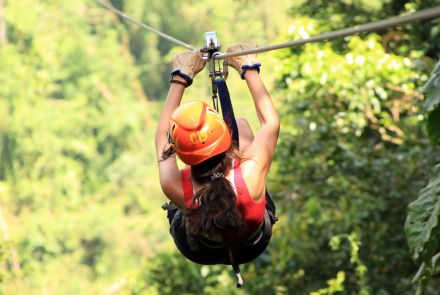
left=226, top=45, right=280, bottom=174
left=226, top=44, right=280, bottom=200
left=244, top=70, right=280, bottom=173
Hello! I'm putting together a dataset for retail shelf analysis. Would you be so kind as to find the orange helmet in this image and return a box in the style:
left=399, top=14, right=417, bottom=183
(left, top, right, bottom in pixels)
left=168, top=100, right=231, bottom=166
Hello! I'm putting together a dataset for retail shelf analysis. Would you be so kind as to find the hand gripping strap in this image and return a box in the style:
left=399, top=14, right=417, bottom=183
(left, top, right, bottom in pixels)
left=215, top=78, right=239, bottom=145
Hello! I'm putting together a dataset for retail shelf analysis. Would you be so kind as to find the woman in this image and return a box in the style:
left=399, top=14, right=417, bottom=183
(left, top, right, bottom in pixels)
left=155, top=44, right=279, bottom=266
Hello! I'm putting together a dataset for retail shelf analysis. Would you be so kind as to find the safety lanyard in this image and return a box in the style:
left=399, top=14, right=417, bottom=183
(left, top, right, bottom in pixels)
left=215, top=78, right=239, bottom=146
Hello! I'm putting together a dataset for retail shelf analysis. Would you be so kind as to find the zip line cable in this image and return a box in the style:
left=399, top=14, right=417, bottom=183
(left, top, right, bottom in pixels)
left=216, top=6, right=440, bottom=59
left=96, top=0, right=440, bottom=59
left=95, top=0, right=196, bottom=50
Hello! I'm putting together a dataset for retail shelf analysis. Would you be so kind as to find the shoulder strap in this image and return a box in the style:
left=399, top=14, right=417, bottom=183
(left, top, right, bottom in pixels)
left=181, top=167, right=193, bottom=208
left=233, top=159, right=252, bottom=198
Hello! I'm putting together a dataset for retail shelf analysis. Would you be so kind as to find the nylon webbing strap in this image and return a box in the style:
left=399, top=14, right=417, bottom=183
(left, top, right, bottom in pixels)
left=215, top=78, right=239, bottom=146
left=215, top=78, right=243, bottom=288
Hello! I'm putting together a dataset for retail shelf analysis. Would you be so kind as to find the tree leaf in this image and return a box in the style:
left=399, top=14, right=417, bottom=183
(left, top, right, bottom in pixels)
left=422, top=61, right=440, bottom=113
left=427, top=107, right=440, bottom=146
left=412, top=260, right=426, bottom=284
left=405, top=164, right=440, bottom=260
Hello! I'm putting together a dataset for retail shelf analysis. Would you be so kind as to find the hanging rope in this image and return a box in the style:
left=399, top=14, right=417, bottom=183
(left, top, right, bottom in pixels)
left=216, top=6, right=440, bottom=59
left=95, top=0, right=196, bottom=50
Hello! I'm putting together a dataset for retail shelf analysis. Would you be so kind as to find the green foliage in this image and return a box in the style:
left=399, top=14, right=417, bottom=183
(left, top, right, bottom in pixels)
left=131, top=252, right=241, bottom=295
left=404, top=59, right=440, bottom=294
left=2, top=0, right=440, bottom=294
left=405, top=165, right=440, bottom=294
left=266, top=8, right=437, bottom=295
left=116, top=0, right=292, bottom=99
left=406, top=165, right=440, bottom=258
left=0, top=241, right=7, bottom=283
left=0, top=0, right=148, bottom=210
left=308, top=233, right=368, bottom=295
left=291, top=0, right=440, bottom=60
left=310, top=272, right=346, bottom=295
left=427, top=107, right=440, bottom=147
left=0, top=0, right=168, bottom=294
left=422, top=61, right=440, bottom=145
left=329, top=233, right=368, bottom=294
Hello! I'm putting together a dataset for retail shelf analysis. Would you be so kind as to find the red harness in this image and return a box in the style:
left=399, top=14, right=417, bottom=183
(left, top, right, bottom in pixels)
left=181, top=160, right=266, bottom=237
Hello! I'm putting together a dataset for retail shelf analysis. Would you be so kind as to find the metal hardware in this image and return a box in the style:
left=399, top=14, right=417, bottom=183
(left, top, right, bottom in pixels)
left=202, top=31, right=220, bottom=61
left=201, top=32, right=227, bottom=80
left=209, top=52, right=228, bottom=80
left=201, top=32, right=228, bottom=112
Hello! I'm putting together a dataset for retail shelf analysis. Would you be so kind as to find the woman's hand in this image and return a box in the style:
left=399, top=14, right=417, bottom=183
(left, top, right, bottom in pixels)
left=226, top=44, right=261, bottom=79
left=171, top=49, right=206, bottom=86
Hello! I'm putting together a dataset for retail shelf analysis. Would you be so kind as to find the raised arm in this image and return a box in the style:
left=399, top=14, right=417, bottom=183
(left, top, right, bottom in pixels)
left=244, top=70, right=280, bottom=170
left=155, top=75, right=186, bottom=162
left=226, top=44, right=280, bottom=198
left=155, top=49, right=206, bottom=208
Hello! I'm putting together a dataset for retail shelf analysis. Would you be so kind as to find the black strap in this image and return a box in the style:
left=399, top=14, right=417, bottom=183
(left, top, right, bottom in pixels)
left=228, top=245, right=244, bottom=288
left=215, top=78, right=239, bottom=146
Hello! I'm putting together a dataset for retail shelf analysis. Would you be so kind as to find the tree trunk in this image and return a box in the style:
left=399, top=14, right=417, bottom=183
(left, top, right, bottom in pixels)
left=0, top=0, right=8, bottom=44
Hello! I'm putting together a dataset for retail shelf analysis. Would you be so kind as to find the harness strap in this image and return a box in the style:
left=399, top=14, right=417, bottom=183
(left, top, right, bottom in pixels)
left=215, top=78, right=239, bottom=146
left=181, top=168, right=193, bottom=208
left=228, top=245, right=244, bottom=288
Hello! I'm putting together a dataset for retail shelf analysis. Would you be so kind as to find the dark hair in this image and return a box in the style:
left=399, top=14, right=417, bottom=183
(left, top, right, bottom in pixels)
left=159, top=122, right=245, bottom=237
left=185, top=149, right=245, bottom=237
left=160, top=145, right=175, bottom=161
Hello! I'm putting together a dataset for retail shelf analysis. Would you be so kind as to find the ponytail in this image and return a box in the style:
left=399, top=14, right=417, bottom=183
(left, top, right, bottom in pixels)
left=185, top=152, right=244, bottom=237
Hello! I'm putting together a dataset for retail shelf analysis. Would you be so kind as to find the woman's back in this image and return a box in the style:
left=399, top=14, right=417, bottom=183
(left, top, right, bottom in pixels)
left=182, top=158, right=266, bottom=238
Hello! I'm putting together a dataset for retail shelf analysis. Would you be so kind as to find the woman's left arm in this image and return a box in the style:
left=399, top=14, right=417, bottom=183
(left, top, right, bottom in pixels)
left=155, top=49, right=206, bottom=208
left=155, top=75, right=187, bottom=162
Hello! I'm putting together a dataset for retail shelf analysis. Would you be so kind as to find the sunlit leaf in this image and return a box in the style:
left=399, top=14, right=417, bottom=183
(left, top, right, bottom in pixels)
left=422, top=61, right=440, bottom=113
left=405, top=164, right=440, bottom=260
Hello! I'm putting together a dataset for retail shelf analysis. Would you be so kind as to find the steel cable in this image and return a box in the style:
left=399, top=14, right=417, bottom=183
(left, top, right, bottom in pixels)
left=216, top=6, right=440, bottom=59
left=96, top=1, right=440, bottom=59
left=96, top=0, right=196, bottom=50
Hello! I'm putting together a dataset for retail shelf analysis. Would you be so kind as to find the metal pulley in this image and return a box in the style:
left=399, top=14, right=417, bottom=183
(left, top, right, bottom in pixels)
left=201, top=32, right=228, bottom=111
left=202, top=31, right=220, bottom=60
left=201, top=32, right=228, bottom=80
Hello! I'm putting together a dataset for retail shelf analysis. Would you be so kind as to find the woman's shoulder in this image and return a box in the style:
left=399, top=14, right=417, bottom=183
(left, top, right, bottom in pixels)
left=234, top=153, right=264, bottom=175
left=234, top=157, right=266, bottom=202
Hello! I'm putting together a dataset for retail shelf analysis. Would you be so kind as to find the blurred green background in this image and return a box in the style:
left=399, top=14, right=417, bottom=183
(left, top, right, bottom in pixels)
left=1, top=0, right=440, bottom=294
